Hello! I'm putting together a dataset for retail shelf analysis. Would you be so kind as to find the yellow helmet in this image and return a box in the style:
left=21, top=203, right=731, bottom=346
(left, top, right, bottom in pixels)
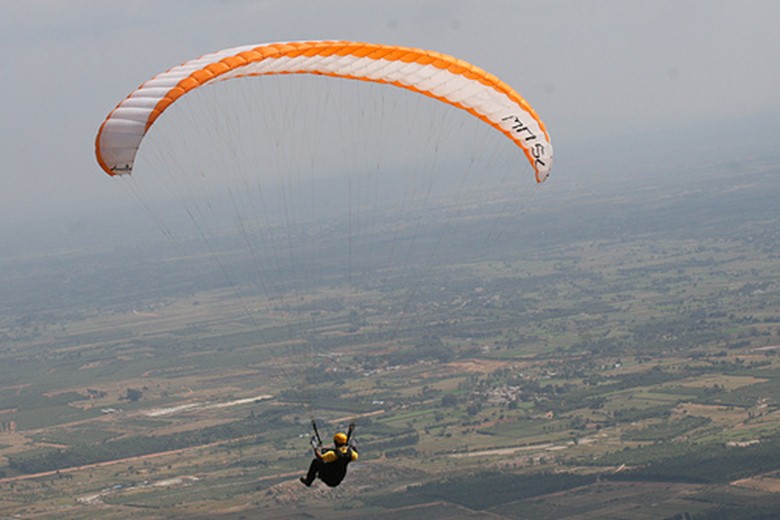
left=333, top=432, right=348, bottom=445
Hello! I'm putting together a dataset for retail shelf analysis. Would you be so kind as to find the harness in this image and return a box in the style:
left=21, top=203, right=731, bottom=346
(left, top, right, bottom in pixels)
left=335, top=446, right=355, bottom=461
left=309, top=420, right=356, bottom=453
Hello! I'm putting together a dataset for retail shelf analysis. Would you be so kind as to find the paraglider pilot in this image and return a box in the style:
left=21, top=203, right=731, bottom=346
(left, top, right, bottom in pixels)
left=300, top=422, right=358, bottom=487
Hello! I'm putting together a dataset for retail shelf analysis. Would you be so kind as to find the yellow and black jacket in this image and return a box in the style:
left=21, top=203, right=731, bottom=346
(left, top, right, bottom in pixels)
left=321, top=445, right=359, bottom=464
left=313, top=445, right=358, bottom=487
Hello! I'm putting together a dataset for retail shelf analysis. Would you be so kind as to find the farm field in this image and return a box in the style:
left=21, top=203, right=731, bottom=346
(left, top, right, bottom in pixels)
left=1, top=152, right=780, bottom=519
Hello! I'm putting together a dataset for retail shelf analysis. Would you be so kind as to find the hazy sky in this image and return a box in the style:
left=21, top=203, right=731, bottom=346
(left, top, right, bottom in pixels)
left=2, top=0, right=780, bottom=225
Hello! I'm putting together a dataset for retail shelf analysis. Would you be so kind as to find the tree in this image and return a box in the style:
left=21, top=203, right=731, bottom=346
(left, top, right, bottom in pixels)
left=441, top=394, right=458, bottom=407
left=126, top=388, right=143, bottom=402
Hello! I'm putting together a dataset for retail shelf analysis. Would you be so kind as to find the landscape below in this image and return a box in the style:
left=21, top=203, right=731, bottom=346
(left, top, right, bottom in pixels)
left=1, top=148, right=780, bottom=519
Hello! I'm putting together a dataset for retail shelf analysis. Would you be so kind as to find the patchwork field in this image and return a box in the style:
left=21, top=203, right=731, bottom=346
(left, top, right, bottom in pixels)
left=1, top=154, right=780, bottom=518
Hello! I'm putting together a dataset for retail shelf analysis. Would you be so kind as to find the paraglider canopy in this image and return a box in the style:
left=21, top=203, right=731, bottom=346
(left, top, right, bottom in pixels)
left=92, top=39, right=556, bottom=430
left=95, top=40, right=553, bottom=182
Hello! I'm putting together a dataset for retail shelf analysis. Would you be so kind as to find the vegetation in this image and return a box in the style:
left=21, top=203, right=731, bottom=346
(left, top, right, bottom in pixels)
left=369, top=471, right=596, bottom=510
left=1, top=151, right=780, bottom=518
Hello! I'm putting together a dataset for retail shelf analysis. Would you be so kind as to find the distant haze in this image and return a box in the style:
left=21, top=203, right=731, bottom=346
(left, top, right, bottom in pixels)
left=1, top=0, right=780, bottom=231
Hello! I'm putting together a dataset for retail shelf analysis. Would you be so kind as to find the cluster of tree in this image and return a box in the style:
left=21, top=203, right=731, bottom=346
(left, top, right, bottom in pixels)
left=611, top=405, right=672, bottom=423
left=620, top=415, right=711, bottom=442
left=369, top=471, right=595, bottom=511
left=536, top=367, right=687, bottom=415
left=627, top=317, right=726, bottom=354
left=597, top=432, right=780, bottom=484
left=355, top=335, right=457, bottom=368
left=4, top=411, right=281, bottom=474
left=125, top=388, right=143, bottom=402
left=362, top=431, right=420, bottom=455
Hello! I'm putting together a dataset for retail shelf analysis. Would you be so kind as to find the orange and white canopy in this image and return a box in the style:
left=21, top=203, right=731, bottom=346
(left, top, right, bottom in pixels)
left=96, top=40, right=553, bottom=182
